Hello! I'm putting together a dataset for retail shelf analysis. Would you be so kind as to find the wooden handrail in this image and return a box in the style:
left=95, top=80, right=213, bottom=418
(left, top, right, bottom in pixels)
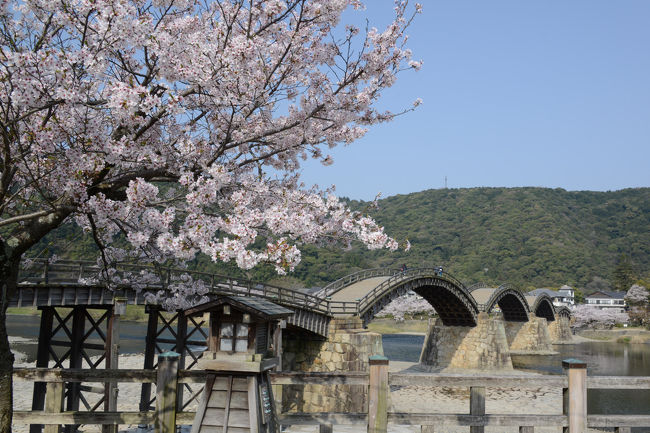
left=12, top=364, right=650, bottom=432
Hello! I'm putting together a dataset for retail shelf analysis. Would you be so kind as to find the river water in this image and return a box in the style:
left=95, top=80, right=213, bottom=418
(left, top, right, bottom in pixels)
left=8, top=316, right=650, bottom=420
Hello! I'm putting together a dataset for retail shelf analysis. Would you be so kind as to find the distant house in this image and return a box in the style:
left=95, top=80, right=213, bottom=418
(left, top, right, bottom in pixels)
left=585, top=291, right=626, bottom=312
left=528, top=286, right=575, bottom=308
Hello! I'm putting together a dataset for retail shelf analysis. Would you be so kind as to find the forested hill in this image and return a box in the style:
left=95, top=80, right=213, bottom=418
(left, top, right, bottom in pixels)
left=290, top=187, right=650, bottom=289
left=32, top=187, right=649, bottom=291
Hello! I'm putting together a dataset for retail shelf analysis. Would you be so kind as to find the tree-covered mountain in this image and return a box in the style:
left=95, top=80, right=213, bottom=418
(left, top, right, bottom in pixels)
left=30, top=187, right=649, bottom=291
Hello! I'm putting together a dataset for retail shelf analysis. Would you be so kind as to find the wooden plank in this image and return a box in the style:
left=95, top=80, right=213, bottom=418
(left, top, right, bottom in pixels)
left=44, top=381, right=64, bottom=433
left=388, top=373, right=567, bottom=388
left=191, top=374, right=216, bottom=433
left=470, top=387, right=485, bottom=433
left=587, top=376, right=650, bottom=389
left=13, top=411, right=155, bottom=424
left=566, top=366, right=587, bottom=433
left=387, top=413, right=568, bottom=427
left=202, top=409, right=251, bottom=429
left=588, top=415, right=650, bottom=427
left=368, top=357, right=388, bottom=433
left=247, top=376, right=259, bottom=433
left=208, top=391, right=248, bottom=410
left=14, top=368, right=157, bottom=383
left=270, top=372, right=368, bottom=385
left=201, top=426, right=250, bottom=433
left=156, top=353, right=180, bottom=433
left=222, top=376, right=233, bottom=433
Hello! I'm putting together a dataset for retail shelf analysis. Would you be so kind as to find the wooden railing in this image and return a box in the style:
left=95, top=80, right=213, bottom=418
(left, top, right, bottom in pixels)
left=14, top=356, right=650, bottom=433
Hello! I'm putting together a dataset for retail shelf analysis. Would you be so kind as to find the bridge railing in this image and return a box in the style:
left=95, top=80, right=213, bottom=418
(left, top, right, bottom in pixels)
left=315, top=268, right=400, bottom=299
left=355, top=268, right=469, bottom=316
left=19, top=259, right=331, bottom=315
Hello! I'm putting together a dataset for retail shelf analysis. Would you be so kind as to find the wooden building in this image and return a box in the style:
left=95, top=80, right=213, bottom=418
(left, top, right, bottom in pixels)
left=186, top=296, right=293, bottom=433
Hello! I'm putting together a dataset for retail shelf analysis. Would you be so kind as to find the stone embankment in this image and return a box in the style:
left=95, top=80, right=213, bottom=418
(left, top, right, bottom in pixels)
left=281, top=317, right=383, bottom=412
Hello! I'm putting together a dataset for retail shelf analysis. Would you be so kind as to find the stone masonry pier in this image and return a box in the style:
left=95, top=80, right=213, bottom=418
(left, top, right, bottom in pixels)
left=419, top=312, right=513, bottom=370
left=281, top=317, right=383, bottom=412
left=504, top=313, right=554, bottom=354
left=548, top=316, right=573, bottom=343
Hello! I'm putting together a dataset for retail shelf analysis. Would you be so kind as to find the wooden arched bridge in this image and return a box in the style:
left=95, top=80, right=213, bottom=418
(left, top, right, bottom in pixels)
left=10, top=259, right=572, bottom=431
left=12, top=259, right=570, bottom=337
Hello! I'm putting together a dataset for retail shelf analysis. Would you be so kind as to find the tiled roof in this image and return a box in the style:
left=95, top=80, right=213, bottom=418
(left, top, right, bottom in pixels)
left=229, top=296, right=294, bottom=317
left=586, top=291, right=626, bottom=300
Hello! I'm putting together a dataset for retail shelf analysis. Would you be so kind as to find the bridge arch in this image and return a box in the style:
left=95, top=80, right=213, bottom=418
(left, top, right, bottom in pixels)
left=351, top=269, right=479, bottom=327
left=555, top=306, right=572, bottom=319
left=529, top=293, right=556, bottom=322
left=471, top=285, right=530, bottom=322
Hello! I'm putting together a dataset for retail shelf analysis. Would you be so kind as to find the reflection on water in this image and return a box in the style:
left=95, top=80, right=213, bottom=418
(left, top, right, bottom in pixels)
left=513, top=342, right=650, bottom=416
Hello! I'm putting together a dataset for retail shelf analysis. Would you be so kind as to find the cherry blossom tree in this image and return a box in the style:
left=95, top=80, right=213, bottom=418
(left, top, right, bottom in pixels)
left=0, top=0, right=422, bottom=428
left=625, top=284, right=649, bottom=326
left=571, top=304, right=629, bottom=330
left=376, top=290, right=435, bottom=321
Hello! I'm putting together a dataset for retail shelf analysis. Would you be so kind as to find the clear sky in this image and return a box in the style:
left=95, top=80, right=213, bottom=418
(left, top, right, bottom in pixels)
left=298, top=1, right=650, bottom=201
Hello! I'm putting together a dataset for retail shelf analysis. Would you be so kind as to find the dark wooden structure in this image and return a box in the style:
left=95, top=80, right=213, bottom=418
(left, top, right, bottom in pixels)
left=185, top=296, right=293, bottom=433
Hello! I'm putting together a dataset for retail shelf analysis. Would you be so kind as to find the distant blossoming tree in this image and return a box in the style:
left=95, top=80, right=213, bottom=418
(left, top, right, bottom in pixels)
left=625, top=284, right=649, bottom=326
left=571, top=304, right=629, bottom=330
left=376, top=290, right=435, bottom=321
left=0, top=0, right=422, bottom=428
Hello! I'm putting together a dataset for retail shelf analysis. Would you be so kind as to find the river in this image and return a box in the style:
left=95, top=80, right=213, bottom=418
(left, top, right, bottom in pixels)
left=8, top=316, right=650, bottom=422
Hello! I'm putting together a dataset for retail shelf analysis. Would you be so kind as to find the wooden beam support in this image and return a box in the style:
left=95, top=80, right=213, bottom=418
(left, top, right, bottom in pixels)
left=563, top=359, right=587, bottom=433
left=470, top=386, right=485, bottom=433
left=155, top=352, right=180, bottom=433
left=368, top=356, right=388, bottom=433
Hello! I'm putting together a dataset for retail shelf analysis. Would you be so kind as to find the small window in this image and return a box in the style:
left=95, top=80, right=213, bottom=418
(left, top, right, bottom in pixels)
left=219, top=322, right=249, bottom=353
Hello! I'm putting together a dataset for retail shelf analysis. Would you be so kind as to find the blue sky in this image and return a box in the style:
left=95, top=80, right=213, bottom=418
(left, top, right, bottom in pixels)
left=298, top=1, right=650, bottom=201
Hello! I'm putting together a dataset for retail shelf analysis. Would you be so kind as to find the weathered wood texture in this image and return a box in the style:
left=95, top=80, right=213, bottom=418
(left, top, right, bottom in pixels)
left=13, top=363, right=650, bottom=432
left=368, top=357, right=388, bottom=433
left=389, top=373, right=567, bottom=388
left=470, top=386, right=485, bottom=433
left=565, top=366, right=586, bottom=433
left=388, top=414, right=567, bottom=427
left=155, top=353, right=180, bottom=433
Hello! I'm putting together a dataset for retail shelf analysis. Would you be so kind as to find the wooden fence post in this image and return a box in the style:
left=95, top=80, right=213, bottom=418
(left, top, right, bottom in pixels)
left=368, top=355, right=389, bottom=433
left=44, top=379, right=64, bottom=433
left=469, top=386, right=485, bottom=433
left=103, top=298, right=126, bottom=433
left=155, top=352, right=180, bottom=433
left=562, top=359, right=587, bottom=433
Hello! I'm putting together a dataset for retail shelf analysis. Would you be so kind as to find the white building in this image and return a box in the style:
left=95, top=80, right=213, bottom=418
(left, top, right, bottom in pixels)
left=585, top=290, right=626, bottom=312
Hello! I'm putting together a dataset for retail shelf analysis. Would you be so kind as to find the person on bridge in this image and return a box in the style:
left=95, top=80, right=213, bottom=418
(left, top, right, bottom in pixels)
left=400, top=264, right=408, bottom=272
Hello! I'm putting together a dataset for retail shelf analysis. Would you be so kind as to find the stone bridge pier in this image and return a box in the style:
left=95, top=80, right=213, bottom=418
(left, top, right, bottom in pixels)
left=419, top=312, right=513, bottom=370
left=548, top=316, right=572, bottom=342
left=281, top=317, right=383, bottom=413
left=503, top=313, right=554, bottom=354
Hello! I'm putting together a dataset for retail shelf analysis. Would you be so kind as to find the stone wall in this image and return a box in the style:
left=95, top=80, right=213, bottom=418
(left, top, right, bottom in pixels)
left=504, top=314, right=553, bottom=353
left=548, top=316, right=572, bottom=342
left=281, top=317, right=383, bottom=412
left=419, top=312, right=513, bottom=370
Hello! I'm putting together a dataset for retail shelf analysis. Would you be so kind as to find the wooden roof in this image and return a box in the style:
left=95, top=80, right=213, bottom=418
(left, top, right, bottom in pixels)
left=184, top=295, right=294, bottom=319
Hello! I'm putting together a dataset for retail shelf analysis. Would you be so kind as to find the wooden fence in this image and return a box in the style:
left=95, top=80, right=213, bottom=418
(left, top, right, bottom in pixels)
left=13, top=354, right=650, bottom=433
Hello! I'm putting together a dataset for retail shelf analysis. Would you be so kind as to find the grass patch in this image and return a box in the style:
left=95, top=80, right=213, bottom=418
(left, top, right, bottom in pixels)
left=7, top=307, right=40, bottom=316
left=366, top=318, right=430, bottom=334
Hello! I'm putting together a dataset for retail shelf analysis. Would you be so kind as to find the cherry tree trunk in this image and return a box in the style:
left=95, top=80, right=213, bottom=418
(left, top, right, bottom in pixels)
left=0, top=256, right=20, bottom=433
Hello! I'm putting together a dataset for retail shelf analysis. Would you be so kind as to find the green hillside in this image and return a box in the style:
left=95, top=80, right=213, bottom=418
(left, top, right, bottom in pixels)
left=29, top=187, right=650, bottom=290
